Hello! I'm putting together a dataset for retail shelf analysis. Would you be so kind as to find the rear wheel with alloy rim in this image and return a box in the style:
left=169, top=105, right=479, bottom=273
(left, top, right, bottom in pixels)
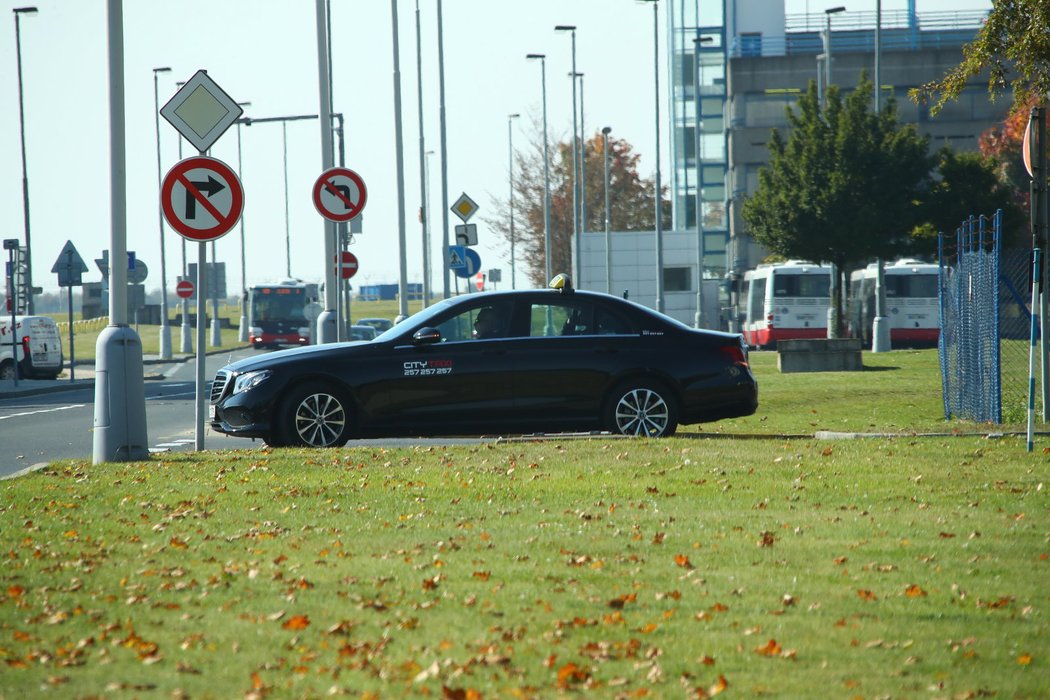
left=604, top=380, right=678, bottom=437
left=277, top=382, right=353, bottom=447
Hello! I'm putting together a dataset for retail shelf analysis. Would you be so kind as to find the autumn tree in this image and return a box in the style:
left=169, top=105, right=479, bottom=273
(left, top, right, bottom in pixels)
left=910, top=0, right=1050, bottom=115
left=913, top=147, right=1027, bottom=252
left=742, top=76, right=931, bottom=333
left=485, top=119, right=670, bottom=288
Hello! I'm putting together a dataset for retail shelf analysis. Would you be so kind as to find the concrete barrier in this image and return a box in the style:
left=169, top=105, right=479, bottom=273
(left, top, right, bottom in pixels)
left=777, top=338, right=863, bottom=373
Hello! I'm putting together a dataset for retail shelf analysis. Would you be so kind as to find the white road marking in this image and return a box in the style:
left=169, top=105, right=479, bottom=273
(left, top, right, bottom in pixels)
left=0, top=403, right=87, bottom=421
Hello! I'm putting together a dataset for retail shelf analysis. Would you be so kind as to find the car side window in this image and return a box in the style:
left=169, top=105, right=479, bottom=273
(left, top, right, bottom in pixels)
left=529, top=303, right=571, bottom=337
left=434, top=302, right=512, bottom=342
left=595, top=307, right=633, bottom=335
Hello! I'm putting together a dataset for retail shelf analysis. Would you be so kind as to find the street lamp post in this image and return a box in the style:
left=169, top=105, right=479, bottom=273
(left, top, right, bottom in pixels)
left=234, top=101, right=250, bottom=343
left=602, top=126, right=612, bottom=295
left=425, top=149, right=435, bottom=296
left=577, top=73, right=586, bottom=240
left=555, top=25, right=580, bottom=284
left=415, top=0, right=431, bottom=307
left=639, top=0, right=664, bottom=312
left=175, top=83, right=192, bottom=354
left=527, top=54, right=552, bottom=284
left=507, top=113, right=520, bottom=290
left=13, top=6, right=38, bottom=315
left=693, top=35, right=713, bottom=329
left=823, top=6, right=845, bottom=105
left=152, top=66, right=173, bottom=359
left=871, top=0, right=891, bottom=352
left=823, top=6, right=845, bottom=338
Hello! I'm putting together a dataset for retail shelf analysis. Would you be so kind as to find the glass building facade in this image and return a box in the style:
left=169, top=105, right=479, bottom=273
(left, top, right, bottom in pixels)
left=667, top=0, right=729, bottom=279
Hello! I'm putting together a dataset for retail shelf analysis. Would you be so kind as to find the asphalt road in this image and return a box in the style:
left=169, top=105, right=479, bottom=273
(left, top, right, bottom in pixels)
left=0, top=347, right=497, bottom=479
left=0, top=348, right=263, bottom=477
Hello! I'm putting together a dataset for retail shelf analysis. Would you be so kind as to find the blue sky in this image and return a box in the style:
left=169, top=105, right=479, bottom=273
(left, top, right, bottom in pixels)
left=0, top=0, right=991, bottom=298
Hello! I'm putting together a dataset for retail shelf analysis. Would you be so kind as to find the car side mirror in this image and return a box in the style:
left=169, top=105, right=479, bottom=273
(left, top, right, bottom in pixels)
left=412, top=327, right=442, bottom=345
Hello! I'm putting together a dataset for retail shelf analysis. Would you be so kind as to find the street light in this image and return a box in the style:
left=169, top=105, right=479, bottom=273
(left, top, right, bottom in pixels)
left=555, top=25, right=580, bottom=284
left=823, top=5, right=845, bottom=338
left=152, top=66, right=173, bottom=359
left=638, top=0, right=664, bottom=312
left=871, top=0, right=890, bottom=352
left=822, top=6, right=845, bottom=104
left=526, top=53, right=552, bottom=285
left=507, top=113, right=520, bottom=290
left=415, top=0, right=431, bottom=307
left=234, top=101, right=251, bottom=343
left=425, top=149, right=435, bottom=296
left=175, top=81, right=192, bottom=354
left=693, top=35, right=714, bottom=329
left=602, top=126, right=612, bottom=295
left=13, top=6, right=38, bottom=315
left=577, top=72, right=586, bottom=239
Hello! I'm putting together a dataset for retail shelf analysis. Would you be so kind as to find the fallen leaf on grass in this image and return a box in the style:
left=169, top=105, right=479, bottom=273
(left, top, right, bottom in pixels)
left=904, top=584, right=927, bottom=598
left=754, top=639, right=781, bottom=656
left=282, top=615, right=310, bottom=631
left=674, top=554, right=694, bottom=569
left=1018, top=653, right=1033, bottom=666
left=857, top=589, right=878, bottom=602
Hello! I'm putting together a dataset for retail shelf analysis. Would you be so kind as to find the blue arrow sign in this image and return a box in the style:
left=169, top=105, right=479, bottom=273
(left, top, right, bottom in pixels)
left=450, top=246, right=482, bottom=279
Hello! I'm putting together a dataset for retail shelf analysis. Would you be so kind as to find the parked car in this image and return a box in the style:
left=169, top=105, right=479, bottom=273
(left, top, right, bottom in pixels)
left=0, top=315, right=64, bottom=380
left=356, top=317, right=394, bottom=333
left=209, top=276, right=758, bottom=447
left=349, top=324, right=377, bottom=341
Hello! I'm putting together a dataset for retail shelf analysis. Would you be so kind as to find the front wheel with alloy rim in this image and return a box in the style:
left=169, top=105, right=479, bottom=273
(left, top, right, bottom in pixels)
left=277, top=381, right=353, bottom=447
left=604, top=380, right=679, bottom=437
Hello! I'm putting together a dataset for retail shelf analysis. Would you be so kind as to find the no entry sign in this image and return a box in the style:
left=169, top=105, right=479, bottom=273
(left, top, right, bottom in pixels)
left=162, top=156, right=244, bottom=242
left=333, top=251, right=359, bottom=279
left=313, top=167, right=367, bottom=222
left=175, top=279, right=195, bottom=299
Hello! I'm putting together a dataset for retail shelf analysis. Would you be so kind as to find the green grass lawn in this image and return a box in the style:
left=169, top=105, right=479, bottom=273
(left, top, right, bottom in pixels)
left=1, top=350, right=1047, bottom=698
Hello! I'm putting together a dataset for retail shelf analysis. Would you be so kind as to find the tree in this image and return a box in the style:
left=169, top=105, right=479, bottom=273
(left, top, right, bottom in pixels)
left=913, top=147, right=1027, bottom=252
left=979, top=94, right=1044, bottom=210
left=485, top=119, right=670, bottom=288
left=910, top=0, right=1050, bottom=116
left=742, top=76, right=932, bottom=332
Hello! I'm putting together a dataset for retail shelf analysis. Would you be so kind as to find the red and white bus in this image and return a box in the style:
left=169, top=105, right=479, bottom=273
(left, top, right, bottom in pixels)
left=848, top=259, right=939, bottom=347
left=247, top=280, right=319, bottom=349
left=739, top=261, right=832, bottom=349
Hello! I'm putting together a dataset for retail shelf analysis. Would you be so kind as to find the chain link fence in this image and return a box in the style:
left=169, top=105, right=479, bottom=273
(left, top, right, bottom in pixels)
left=939, top=211, right=1041, bottom=424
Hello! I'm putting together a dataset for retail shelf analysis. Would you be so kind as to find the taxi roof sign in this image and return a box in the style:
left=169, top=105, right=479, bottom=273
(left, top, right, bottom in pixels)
left=161, top=70, right=244, bottom=153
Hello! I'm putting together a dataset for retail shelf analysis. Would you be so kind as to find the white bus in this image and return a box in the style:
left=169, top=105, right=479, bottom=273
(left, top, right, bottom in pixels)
left=848, top=259, right=939, bottom=347
left=739, top=261, right=832, bottom=349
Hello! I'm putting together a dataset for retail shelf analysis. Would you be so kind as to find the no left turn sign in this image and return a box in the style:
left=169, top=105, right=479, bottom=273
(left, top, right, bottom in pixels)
left=313, top=167, right=367, bottom=222
left=162, top=156, right=244, bottom=242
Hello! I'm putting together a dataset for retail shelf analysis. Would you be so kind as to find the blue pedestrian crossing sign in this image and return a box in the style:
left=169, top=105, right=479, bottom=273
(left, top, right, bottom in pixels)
left=448, top=245, right=481, bottom=278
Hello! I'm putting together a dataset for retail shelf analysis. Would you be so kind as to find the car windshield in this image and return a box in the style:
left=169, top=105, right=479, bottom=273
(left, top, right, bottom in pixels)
left=371, top=297, right=460, bottom=343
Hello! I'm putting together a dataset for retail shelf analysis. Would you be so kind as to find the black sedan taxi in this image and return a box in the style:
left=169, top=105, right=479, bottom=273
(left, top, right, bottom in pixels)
left=209, top=277, right=758, bottom=447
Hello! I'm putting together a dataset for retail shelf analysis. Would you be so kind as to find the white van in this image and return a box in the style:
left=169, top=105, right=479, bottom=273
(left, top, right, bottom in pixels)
left=0, top=315, right=64, bottom=380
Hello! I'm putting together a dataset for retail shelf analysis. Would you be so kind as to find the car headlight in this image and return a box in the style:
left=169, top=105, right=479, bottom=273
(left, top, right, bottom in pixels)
left=232, top=370, right=271, bottom=395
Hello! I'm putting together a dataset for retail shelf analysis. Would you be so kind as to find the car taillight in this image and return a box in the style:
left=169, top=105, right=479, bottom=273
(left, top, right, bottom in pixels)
left=719, top=343, right=749, bottom=368
left=21, top=335, right=30, bottom=354
left=766, top=313, right=774, bottom=328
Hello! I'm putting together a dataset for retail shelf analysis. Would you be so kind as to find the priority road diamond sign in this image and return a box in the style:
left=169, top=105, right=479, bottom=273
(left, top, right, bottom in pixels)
left=160, top=70, right=244, bottom=153
left=451, top=192, right=478, bottom=223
